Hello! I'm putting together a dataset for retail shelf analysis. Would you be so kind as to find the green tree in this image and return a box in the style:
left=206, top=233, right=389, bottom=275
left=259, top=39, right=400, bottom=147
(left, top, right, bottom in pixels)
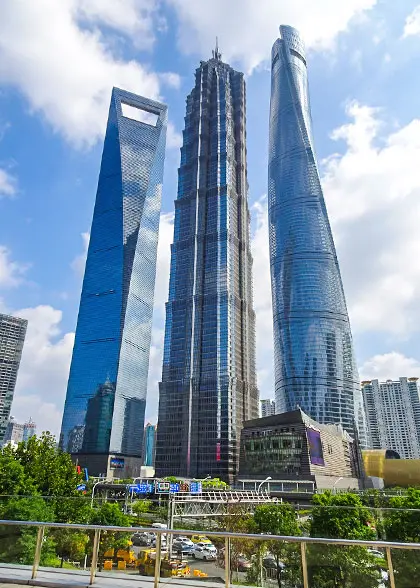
left=383, top=487, right=420, bottom=587
left=0, top=448, right=37, bottom=497
left=0, top=497, right=57, bottom=565
left=309, top=492, right=382, bottom=588
left=253, top=502, right=302, bottom=588
left=12, top=433, right=82, bottom=497
left=89, top=503, right=131, bottom=569
left=53, top=529, right=89, bottom=567
left=214, top=503, right=255, bottom=583
left=132, top=499, right=152, bottom=522
left=202, top=478, right=228, bottom=490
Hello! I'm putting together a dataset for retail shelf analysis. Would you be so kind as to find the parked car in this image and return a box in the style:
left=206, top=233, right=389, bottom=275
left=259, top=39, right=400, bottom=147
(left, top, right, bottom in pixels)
left=173, top=539, right=194, bottom=554
left=191, top=535, right=212, bottom=544
left=131, top=533, right=151, bottom=547
left=152, top=523, right=168, bottom=529
left=263, top=555, right=285, bottom=571
left=219, top=549, right=251, bottom=572
left=234, top=555, right=251, bottom=572
left=193, top=544, right=217, bottom=561
left=174, top=536, right=194, bottom=548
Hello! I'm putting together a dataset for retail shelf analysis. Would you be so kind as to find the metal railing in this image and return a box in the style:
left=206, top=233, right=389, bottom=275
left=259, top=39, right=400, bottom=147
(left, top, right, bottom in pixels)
left=0, top=519, right=419, bottom=588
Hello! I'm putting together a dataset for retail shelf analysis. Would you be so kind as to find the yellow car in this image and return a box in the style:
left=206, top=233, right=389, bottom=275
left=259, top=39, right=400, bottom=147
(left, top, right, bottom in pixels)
left=191, top=535, right=212, bottom=545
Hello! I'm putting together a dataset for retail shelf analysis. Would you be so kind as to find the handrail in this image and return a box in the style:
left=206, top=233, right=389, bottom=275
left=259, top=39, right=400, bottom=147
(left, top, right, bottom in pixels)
left=0, top=519, right=418, bottom=588
left=0, top=519, right=419, bottom=550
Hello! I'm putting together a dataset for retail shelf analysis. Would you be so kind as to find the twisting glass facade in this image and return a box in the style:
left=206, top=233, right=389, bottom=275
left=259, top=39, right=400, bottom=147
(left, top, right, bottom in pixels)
left=155, top=49, right=259, bottom=482
left=268, top=26, right=366, bottom=444
left=60, top=88, right=167, bottom=476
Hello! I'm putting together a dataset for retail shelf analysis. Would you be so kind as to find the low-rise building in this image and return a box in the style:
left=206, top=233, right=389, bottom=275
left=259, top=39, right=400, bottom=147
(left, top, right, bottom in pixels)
left=238, top=409, right=365, bottom=492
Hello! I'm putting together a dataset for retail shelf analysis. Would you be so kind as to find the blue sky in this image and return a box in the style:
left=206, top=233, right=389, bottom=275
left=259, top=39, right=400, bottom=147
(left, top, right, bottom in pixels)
left=1, top=0, right=420, bottom=437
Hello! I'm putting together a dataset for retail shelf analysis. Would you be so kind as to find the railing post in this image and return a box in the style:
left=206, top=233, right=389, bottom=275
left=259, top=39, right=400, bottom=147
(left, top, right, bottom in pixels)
left=31, top=526, right=45, bottom=579
left=154, top=532, right=162, bottom=588
left=386, top=546, right=396, bottom=588
left=89, top=529, right=101, bottom=585
left=225, top=536, right=230, bottom=588
left=300, top=541, right=309, bottom=588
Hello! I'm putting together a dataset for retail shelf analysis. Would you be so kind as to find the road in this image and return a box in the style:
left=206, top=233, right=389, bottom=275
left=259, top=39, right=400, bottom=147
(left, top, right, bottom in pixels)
left=131, top=545, right=246, bottom=583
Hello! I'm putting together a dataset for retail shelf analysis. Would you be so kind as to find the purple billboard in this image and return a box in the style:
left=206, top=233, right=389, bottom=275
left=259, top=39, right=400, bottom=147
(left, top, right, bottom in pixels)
left=307, top=428, right=325, bottom=466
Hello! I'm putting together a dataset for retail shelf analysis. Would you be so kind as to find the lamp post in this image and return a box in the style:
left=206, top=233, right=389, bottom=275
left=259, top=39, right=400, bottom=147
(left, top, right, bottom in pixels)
left=257, top=477, right=272, bottom=493
left=333, top=477, right=343, bottom=493
left=91, top=479, right=108, bottom=508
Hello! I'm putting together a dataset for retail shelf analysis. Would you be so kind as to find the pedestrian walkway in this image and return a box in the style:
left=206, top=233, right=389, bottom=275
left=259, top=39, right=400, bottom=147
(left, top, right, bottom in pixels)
left=0, top=564, right=226, bottom=588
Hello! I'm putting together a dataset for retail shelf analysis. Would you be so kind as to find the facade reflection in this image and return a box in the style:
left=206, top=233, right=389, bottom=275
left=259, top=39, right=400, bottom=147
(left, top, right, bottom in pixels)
left=268, top=26, right=366, bottom=444
left=155, top=47, right=259, bottom=483
left=59, top=89, right=167, bottom=477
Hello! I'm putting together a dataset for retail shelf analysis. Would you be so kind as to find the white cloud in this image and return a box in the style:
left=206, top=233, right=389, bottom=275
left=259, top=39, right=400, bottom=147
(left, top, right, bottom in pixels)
left=12, top=305, right=75, bottom=438
left=0, top=246, right=28, bottom=288
left=359, top=352, right=420, bottom=381
left=145, top=212, right=174, bottom=422
left=251, top=196, right=274, bottom=400
left=322, top=101, right=420, bottom=334
left=71, top=231, right=90, bottom=277
left=0, top=168, right=17, bottom=198
left=158, top=72, right=182, bottom=89
left=166, top=0, right=377, bottom=71
left=402, top=5, right=420, bottom=38
left=76, top=0, right=159, bottom=48
left=166, top=122, right=182, bottom=150
left=0, top=0, right=177, bottom=148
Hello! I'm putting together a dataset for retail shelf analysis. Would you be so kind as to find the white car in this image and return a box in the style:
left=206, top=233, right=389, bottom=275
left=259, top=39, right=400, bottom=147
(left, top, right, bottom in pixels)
left=174, top=537, right=194, bottom=548
left=193, top=544, right=217, bottom=561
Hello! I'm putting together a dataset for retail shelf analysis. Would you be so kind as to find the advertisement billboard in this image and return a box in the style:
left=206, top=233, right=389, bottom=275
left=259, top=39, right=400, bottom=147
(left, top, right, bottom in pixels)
left=110, top=457, right=125, bottom=469
left=307, top=428, right=325, bottom=466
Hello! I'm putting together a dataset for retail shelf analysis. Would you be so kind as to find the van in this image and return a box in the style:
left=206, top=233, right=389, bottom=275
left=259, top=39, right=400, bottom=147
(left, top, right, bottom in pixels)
left=152, top=523, right=168, bottom=529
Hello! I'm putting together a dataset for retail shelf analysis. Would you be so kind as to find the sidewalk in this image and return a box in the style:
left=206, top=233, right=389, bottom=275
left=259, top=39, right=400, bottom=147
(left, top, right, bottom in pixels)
left=0, top=564, right=227, bottom=588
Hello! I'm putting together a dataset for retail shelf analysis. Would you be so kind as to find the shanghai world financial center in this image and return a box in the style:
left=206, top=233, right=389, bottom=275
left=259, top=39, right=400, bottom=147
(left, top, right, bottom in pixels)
left=60, top=27, right=366, bottom=480
left=59, top=88, right=167, bottom=477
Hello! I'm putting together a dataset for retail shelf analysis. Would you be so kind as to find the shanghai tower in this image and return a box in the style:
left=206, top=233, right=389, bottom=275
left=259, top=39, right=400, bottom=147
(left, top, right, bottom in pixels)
left=155, top=46, right=259, bottom=482
left=268, top=26, right=366, bottom=443
left=60, top=88, right=167, bottom=477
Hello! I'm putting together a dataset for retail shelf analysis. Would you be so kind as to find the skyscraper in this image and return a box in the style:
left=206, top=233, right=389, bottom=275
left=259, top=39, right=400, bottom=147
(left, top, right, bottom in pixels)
left=260, top=399, right=276, bottom=418
left=0, top=314, right=27, bottom=443
left=59, top=88, right=167, bottom=478
left=268, top=26, right=366, bottom=442
left=3, top=416, right=24, bottom=445
left=142, top=422, right=156, bottom=467
left=22, top=417, right=36, bottom=442
left=155, top=46, right=259, bottom=482
left=362, top=378, right=420, bottom=458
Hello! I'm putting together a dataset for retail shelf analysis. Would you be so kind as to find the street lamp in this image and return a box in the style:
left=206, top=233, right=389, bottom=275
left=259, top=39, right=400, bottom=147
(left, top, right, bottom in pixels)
left=333, top=477, right=343, bottom=492
left=257, top=477, right=272, bottom=493
left=91, top=479, right=108, bottom=508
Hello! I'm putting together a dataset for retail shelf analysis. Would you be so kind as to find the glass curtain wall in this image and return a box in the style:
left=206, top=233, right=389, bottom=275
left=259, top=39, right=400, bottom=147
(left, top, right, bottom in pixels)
left=60, top=89, right=167, bottom=475
left=268, top=26, right=366, bottom=444
left=156, top=49, right=259, bottom=482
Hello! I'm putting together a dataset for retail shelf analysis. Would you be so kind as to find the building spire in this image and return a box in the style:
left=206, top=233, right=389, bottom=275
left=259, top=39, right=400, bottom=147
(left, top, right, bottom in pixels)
left=212, top=36, right=221, bottom=61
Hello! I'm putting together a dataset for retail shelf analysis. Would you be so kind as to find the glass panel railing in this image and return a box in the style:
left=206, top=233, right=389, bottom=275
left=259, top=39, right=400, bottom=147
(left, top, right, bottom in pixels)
left=0, top=522, right=40, bottom=568
left=390, top=547, right=420, bottom=588
left=306, top=543, right=388, bottom=588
